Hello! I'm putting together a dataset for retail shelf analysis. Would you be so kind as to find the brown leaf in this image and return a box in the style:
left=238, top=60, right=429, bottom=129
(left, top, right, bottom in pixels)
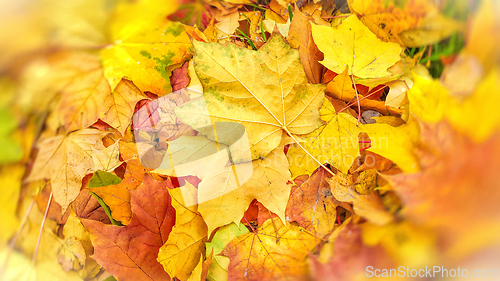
left=170, top=61, right=191, bottom=92
left=286, top=167, right=338, bottom=239
left=288, top=7, right=325, bottom=84
left=328, top=172, right=394, bottom=225
left=82, top=175, right=175, bottom=281
left=72, top=187, right=111, bottom=224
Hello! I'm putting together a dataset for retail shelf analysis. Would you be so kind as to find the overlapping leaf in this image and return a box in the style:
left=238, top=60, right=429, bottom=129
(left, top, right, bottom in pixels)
left=175, top=35, right=324, bottom=161
left=26, top=129, right=107, bottom=211
left=222, top=219, right=318, bottom=280
left=157, top=183, right=208, bottom=281
left=311, top=15, right=402, bottom=79
left=82, top=175, right=175, bottom=281
left=287, top=98, right=419, bottom=175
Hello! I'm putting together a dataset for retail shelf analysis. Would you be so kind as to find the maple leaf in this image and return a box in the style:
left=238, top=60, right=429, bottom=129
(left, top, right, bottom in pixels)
left=58, top=213, right=94, bottom=272
left=285, top=167, right=338, bottom=239
left=311, top=15, right=402, bottom=79
left=398, top=8, right=463, bottom=48
left=324, top=67, right=403, bottom=115
left=167, top=0, right=212, bottom=30
left=287, top=98, right=419, bottom=175
left=170, top=61, right=192, bottom=92
left=222, top=219, right=318, bottom=280
left=175, top=35, right=324, bottom=162
left=26, top=129, right=107, bottom=212
left=82, top=175, right=175, bottom=281
left=52, top=52, right=111, bottom=132
left=47, top=52, right=148, bottom=133
left=154, top=132, right=292, bottom=234
left=197, top=145, right=292, bottom=234
left=72, top=188, right=112, bottom=224
left=157, top=183, right=208, bottom=281
left=210, top=7, right=240, bottom=40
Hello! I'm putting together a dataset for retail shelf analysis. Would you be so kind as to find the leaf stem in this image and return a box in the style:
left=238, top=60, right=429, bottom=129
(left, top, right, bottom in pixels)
left=33, top=191, right=52, bottom=264
left=349, top=72, right=362, bottom=124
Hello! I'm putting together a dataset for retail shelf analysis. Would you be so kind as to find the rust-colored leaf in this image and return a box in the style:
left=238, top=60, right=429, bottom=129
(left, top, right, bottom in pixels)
left=286, top=167, right=338, bottom=239
left=82, top=175, right=175, bottom=281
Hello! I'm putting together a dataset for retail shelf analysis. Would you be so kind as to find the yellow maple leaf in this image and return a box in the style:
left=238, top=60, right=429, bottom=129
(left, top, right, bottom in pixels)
left=311, top=15, right=402, bottom=79
left=175, top=35, right=324, bottom=162
left=287, top=98, right=419, bottom=175
left=205, top=223, right=249, bottom=281
left=399, top=8, right=463, bottom=48
left=153, top=129, right=291, bottom=234
left=53, top=52, right=111, bottom=132
left=222, top=219, right=318, bottom=280
left=198, top=146, right=292, bottom=234
left=158, top=183, right=208, bottom=281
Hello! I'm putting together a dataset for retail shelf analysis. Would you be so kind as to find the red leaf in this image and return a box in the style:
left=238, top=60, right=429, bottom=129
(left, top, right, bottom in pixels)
left=170, top=61, right=191, bottom=92
left=82, top=175, right=176, bottom=281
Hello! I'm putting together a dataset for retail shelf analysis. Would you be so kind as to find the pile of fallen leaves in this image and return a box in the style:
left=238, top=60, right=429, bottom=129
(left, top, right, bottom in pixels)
left=0, top=0, right=499, bottom=280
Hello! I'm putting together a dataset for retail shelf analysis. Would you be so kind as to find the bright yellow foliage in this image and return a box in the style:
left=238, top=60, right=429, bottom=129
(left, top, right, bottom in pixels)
left=311, top=15, right=402, bottom=78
